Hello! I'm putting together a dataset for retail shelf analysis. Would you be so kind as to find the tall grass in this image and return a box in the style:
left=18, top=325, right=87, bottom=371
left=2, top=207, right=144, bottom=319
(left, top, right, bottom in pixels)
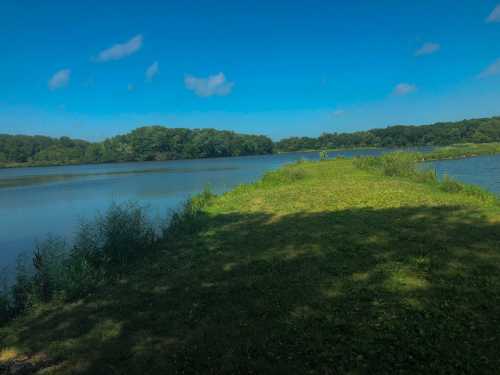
left=164, top=185, right=215, bottom=239
left=424, top=143, right=500, bottom=161
left=0, top=189, right=215, bottom=324
left=353, top=152, right=422, bottom=178
left=261, top=163, right=308, bottom=186
left=354, top=152, right=499, bottom=205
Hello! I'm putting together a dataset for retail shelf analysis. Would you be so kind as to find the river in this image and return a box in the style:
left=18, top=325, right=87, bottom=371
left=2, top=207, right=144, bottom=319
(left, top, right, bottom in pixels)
left=1, top=149, right=498, bottom=270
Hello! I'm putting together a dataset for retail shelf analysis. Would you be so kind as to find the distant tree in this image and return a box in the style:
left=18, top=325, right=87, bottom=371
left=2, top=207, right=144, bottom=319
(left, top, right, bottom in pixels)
left=0, top=127, right=275, bottom=166
left=276, top=117, right=500, bottom=152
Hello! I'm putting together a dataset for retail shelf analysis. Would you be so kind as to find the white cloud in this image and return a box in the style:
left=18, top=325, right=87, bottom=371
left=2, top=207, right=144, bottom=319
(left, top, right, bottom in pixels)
left=486, top=4, right=500, bottom=23
left=393, top=83, right=416, bottom=96
left=145, top=61, right=159, bottom=82
left=184, top=72, right=234, bottom=97
left=415, top=42, right=440, bottom=56
left=48, top=69, right=71, bottom=90
left=96, top=34, right=143, bottom=62
left=479, top=58, right=500, bottom=78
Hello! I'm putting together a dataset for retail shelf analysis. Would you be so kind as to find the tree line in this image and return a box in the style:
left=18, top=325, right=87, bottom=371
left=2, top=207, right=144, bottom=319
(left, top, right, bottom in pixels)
left=0, top=126, right=274, bottom=166
left=275, top=116, right=500, bottom=152
left=1, top=117, right=500, bottom=166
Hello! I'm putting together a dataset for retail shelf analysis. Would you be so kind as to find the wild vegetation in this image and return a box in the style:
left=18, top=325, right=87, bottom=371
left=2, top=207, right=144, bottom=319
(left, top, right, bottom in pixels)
left=276, top=116, right=500, bottom=151
left=422, top=142, right=500, bottom=161
left=0, top=127, right=274, bottom=167
left=2, top=116, right=500, bottom=168
left=0, top=189, right=215, bottom=324
left=354, top=152, right=499, bottom=204
left=1, top=154, right=500, bottom=374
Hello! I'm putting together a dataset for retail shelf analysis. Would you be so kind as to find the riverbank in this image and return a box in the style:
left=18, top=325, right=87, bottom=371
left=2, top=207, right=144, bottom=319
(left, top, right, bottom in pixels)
left=2, top=156, right=500, bottom=374
left=422, top=142, right=500, bottom=161
left=3, top=142, right=500, bottom=170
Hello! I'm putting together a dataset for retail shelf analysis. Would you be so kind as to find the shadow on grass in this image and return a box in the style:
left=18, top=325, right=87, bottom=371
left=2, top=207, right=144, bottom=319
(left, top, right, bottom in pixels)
left=2, top=205, right=500, bottom=374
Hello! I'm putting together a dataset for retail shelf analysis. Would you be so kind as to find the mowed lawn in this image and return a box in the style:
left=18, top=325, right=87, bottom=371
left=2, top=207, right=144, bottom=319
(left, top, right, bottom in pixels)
left=2, top=159, right=500, bottom=374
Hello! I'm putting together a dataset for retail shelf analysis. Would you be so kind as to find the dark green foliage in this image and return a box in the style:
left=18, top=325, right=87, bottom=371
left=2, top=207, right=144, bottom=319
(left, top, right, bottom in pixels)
left=0, top=127, right=274, bottom=167
left=165, top=186, right=215, bottom=239
left=75, top=203, right=157, bottom=269
left=276, top=116, right=500, bottom=151
left=0, top=193, right=216, bottom=324
left=0, top=271, right=11, bottom=323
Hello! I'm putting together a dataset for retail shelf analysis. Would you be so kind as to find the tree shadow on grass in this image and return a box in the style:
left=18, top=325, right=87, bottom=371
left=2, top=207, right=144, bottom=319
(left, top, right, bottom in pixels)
left=2, top=205, right=500, bottom=374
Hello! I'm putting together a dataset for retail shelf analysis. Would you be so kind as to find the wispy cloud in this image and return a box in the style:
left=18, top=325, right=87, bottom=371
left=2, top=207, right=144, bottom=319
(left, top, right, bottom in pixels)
left=48, top=69, right=71, bottom=90
left=479, top=58, right=500, bottom=78
left=330, top=109, right=345, bottom=117
left=95, top=35, right=143, bottom=62
left=145, top=61, right=159, bottom=82
left=415, top=42, right=440, bottom=56
left=393, top=83, right=416, bottom=96
left=184, top=73, right=234, bottom=97
left=486, top=4, right=500, bottom=23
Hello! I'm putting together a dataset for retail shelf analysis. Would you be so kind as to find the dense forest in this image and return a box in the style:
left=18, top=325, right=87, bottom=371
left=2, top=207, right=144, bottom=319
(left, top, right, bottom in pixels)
left=2, top=117, right=500, bottom=167
left=276, top=116, right=500, bottom=151
left=0, top=126, right=274, bottom=166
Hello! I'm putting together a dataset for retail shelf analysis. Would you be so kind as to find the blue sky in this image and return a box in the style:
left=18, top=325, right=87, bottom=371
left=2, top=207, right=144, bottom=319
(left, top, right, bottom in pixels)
left=1, top=0, right=500, bottom=140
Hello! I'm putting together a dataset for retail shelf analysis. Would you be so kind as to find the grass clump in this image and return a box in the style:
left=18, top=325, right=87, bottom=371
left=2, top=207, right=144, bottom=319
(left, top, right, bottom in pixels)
left=73, top=202, right=156, bottom=270
left=354, top=151, right=421, bottom=177
left=0, top=203, right=158, bottom=321
left=354, top=151, right=498, bottom=205
left=261, top=163, right=307, bottom=186
left=165, top=186, right=215, bottom=238
left=0, top=189, right=215, bottom=325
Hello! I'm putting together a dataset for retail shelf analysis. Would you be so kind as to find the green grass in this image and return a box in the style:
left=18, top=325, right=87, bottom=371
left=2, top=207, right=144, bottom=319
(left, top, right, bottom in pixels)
left=2, top=159, right=500, bottom=374
left=354, top=151, right=500, bottom=205
left=423, top=142, right=500, bottom=161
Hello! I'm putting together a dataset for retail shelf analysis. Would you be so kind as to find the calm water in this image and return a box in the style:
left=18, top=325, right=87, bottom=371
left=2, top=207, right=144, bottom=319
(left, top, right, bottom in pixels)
left=426, top=155, right=500, bottom=194
left=0, top=149, right=386, bottom=269
left=1, top=149, right=498, bottom=270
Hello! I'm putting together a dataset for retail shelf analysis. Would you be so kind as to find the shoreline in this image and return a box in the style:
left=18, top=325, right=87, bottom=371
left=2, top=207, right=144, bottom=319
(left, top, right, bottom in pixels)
left=3, top=142, right=500, bottom=170
left=2, top=157, right=500, bottom=373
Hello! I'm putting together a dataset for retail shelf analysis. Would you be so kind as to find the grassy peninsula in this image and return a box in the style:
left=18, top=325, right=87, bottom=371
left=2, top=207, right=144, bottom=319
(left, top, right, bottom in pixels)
left=2, top=154, right=500, bottom=374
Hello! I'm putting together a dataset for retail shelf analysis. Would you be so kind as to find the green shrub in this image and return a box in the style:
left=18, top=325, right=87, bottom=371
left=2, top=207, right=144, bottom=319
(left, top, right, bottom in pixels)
left=439, top=174, right=464, bottom=193
left=379, top=152, right=418, bottom=177
left=164, top=186, right=215, bottom=238
left=353, top=156, right=381, bottom=170
left=11, top=254, right=34, bottom=315
left=0, top=269, right=12, bottom=323
left=2, top=202, right=165, bottom=321
left=97, top=202, right=157, bottom=267
left=32, top=236, right=68, bottom=302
